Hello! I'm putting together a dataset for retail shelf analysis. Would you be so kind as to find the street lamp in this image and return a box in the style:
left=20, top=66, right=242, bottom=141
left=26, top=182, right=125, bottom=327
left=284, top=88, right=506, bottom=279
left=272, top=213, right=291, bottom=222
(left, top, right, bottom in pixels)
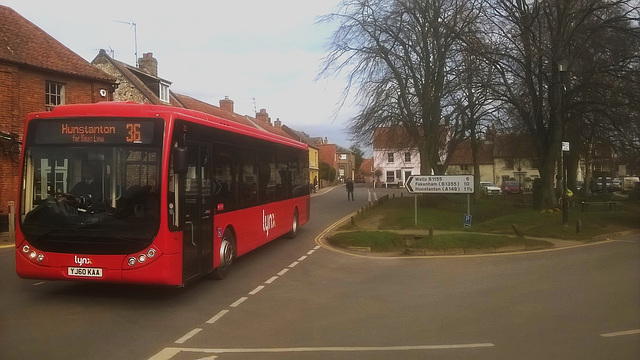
left=558, top=59, right=569, bottom=226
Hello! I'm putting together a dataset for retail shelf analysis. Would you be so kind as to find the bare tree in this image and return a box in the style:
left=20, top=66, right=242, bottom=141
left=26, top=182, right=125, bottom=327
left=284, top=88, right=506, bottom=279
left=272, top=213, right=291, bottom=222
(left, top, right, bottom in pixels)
left=485, top=0, right=640, bottom=207
left=319, top=0, right=482, bottom=175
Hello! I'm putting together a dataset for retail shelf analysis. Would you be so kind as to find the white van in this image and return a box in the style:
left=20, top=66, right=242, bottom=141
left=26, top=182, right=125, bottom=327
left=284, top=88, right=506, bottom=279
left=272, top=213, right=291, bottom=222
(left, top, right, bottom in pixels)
left=622, top=176, right=639, bottom=192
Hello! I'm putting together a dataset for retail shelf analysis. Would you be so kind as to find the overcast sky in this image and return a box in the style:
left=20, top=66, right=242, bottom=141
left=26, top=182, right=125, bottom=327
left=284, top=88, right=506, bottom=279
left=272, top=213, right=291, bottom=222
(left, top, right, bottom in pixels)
left=2, top=0, right=361, bottom=149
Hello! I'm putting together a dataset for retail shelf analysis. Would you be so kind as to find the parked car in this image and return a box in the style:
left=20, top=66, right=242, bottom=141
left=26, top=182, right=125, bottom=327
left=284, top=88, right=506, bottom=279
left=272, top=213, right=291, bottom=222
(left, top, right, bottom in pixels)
left=480, top=181, right=502, bottom=195
left=596, top=177, right=621, bottom=191
left=501, top=180, right=522, bottom=194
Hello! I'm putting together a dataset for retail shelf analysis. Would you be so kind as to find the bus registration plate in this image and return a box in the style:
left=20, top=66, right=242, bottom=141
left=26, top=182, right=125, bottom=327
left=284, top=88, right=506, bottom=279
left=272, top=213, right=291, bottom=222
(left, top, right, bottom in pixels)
left=68, top=267, right=103, bottom=277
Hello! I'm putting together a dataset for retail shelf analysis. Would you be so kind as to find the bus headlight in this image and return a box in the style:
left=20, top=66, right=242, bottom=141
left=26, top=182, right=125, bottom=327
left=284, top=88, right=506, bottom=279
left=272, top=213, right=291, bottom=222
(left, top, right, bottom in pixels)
left=147, top=248, right=156, bottom=258
left=22, top=245, right=30, bottom=253
left=137, top=254, right=147, bottom=263
left=127, top=257, right=137, bottom=266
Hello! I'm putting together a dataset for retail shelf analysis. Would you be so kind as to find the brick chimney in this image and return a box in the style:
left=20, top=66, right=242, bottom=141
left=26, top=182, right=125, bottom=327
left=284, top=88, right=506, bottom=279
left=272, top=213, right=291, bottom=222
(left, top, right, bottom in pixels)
left=274, top=118, right=282, bottom=128
left=138, top=52, right=158, bottom=77
left=256, top=108, right=271, bottom=124
left=220, top=96, right=234, bottom=113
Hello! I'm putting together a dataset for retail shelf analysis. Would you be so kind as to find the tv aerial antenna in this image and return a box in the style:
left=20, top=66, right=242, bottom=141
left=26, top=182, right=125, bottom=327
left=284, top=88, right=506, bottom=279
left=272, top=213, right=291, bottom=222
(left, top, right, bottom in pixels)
left=114, top=20, right=138, bottom=66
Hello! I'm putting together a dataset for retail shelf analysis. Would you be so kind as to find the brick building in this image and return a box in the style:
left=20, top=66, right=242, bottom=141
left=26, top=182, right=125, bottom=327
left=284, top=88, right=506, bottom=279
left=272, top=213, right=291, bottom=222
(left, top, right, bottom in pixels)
left=0, top=5, right=116, bottom=226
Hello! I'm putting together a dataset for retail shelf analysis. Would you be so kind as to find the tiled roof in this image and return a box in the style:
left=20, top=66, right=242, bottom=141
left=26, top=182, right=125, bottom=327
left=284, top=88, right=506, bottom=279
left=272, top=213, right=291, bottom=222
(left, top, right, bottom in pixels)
left=0, top=5, right=115, bottom=83
left=172, top=93, right=295, bottom=140
left=493, top=134, right=537, bottom=158
left=245, top=114, right=295, bottom=140
left=173, top=93, right=256, bottom=127
left=448, top=140, right=494, bottom=165
left=373, top=127, right=418, bottom=149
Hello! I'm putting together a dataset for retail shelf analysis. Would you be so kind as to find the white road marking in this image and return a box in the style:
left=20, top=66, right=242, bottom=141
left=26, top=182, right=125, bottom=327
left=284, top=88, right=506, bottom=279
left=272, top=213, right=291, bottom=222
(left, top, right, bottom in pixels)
left=206, top=310, right=229, bottom=324
left=148, top=347, right=181, bottom=360
left=230, top=297, right=247, bottom=308
left=174, top=328, right=202, bottom=344
left=33, top=282, right=45, bottom=286
left=600, top=329, right=640, bottom=337
left=152, top=343, right=494, bottom=358
left=156, top=243, right=323, bottom=354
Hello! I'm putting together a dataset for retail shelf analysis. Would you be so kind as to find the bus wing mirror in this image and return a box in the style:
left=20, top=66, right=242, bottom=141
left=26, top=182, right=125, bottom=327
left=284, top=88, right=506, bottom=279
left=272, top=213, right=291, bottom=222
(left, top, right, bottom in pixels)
left=173, top=147, right=188, bottom=174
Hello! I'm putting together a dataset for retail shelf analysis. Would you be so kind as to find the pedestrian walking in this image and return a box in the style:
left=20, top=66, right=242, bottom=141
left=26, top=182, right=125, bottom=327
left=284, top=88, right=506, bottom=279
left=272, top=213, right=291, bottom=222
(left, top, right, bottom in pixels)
left=346, top=178, right=354, bottom=201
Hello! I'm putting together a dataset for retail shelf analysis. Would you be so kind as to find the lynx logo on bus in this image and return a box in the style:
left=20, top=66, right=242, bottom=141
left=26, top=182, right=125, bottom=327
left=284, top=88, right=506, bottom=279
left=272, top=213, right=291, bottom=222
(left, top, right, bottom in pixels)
left=262, top=210, right=276, bottom=237
left=74, top=255, right=93, bottom=266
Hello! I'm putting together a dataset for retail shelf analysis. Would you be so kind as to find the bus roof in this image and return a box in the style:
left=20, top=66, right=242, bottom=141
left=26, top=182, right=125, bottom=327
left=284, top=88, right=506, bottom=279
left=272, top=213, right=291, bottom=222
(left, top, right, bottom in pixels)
left=27, top=102, right=308, bottom=150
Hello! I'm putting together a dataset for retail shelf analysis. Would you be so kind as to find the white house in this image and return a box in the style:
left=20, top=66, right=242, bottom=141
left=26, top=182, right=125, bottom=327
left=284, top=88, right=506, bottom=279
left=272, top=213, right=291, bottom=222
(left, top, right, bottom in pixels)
left=372, top=127, right=421, bottom=187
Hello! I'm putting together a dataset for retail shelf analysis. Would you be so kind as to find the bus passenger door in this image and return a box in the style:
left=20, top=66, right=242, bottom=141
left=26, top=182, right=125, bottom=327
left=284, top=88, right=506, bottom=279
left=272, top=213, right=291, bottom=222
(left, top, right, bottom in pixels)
left=182, top=141, right=214, bottom=282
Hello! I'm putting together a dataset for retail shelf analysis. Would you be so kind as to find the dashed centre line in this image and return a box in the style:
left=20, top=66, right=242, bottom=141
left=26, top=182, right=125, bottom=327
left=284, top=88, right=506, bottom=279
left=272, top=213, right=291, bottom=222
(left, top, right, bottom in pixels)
left=174, top=328, right=202, bottom=344
left=206, top=310, right=229, bottom=324
left=230, top=297, right=248, bottom=308
left=160, top=243, right=322, bottom=358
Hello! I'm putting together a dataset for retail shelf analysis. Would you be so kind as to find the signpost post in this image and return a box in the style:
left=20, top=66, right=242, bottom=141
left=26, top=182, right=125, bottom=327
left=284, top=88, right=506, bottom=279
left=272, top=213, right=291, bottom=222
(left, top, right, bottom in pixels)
left=405, top=175, right=475, bottom=227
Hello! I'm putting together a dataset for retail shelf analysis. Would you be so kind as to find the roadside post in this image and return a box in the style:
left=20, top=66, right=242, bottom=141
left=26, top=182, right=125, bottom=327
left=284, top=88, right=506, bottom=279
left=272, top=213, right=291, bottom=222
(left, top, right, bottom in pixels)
left=405, top=175, right=475, bottom=227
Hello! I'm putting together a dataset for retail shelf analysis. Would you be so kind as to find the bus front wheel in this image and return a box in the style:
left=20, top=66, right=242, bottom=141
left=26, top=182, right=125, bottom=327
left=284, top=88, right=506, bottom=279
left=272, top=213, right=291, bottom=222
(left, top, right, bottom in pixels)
left=210, top=228, right=236, bottom=280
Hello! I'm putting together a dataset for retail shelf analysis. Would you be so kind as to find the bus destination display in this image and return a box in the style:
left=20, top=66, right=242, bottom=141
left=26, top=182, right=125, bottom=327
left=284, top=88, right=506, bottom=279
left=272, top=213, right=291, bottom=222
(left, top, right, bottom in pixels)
left=34, top=119, right=155, bottom=145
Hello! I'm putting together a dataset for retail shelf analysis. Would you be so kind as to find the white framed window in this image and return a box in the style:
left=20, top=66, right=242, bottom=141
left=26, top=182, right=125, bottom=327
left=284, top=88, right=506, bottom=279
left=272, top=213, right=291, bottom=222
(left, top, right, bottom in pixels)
left=460, top=164, right=469, bottom=171
left=387, top=152, right=394, bottom=163
left=386, top=171, right=394, bottom=183
left=45, top=81, right=65, bottom=110
left=159, top=82, right=170, bottom=103
left=339, top=154, right=347, bottom=160
left=404, top=152, right=411, bottom=162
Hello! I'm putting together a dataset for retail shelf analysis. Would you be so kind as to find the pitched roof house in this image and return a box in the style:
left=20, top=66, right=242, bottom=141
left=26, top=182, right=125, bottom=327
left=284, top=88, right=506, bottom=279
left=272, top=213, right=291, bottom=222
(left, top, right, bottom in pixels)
left=445, top=134, right=540, bottom=189
left=0, top=5, right=117, bottom=223
left=372, top=127, right=421, bottom=187
left=92, top=49, right=180, bottom=106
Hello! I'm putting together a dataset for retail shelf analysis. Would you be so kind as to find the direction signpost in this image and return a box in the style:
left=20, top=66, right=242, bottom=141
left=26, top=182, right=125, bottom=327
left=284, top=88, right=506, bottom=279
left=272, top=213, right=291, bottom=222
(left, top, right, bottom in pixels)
left=405, top=175, right=475, bottom=226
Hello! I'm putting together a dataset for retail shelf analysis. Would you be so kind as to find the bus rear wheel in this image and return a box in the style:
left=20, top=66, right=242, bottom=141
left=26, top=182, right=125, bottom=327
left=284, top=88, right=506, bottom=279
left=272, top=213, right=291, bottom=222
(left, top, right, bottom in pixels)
left=210, top=228, right=235, bottom=280
left=286, top=209, right=299, bottom=239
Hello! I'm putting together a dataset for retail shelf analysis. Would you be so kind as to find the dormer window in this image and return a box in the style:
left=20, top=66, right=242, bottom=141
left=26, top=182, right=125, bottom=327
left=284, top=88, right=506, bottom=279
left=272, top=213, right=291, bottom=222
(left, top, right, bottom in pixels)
left=159, top=82, right=170, bottom=103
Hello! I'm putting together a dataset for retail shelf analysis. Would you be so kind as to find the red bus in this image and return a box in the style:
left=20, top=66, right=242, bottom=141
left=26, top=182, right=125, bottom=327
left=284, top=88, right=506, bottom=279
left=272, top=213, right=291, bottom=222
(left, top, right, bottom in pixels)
left=15, top=102, right=310, bottom=286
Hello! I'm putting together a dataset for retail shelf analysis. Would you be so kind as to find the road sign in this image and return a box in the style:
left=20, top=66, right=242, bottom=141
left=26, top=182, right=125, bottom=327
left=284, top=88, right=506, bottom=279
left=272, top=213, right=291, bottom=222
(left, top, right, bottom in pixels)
left=464, top=214, right=472, bottom=228
left=405, top=175, right=474, bottom=194
left=562, top=141, right=570, bottom=152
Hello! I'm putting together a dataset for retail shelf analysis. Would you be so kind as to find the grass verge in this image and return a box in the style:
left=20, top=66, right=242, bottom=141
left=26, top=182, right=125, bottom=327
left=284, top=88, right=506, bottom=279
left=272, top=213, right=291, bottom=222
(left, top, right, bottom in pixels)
left=330, top=193, right=639, bottom=252
left=327, top=231, right=553, bottom=253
